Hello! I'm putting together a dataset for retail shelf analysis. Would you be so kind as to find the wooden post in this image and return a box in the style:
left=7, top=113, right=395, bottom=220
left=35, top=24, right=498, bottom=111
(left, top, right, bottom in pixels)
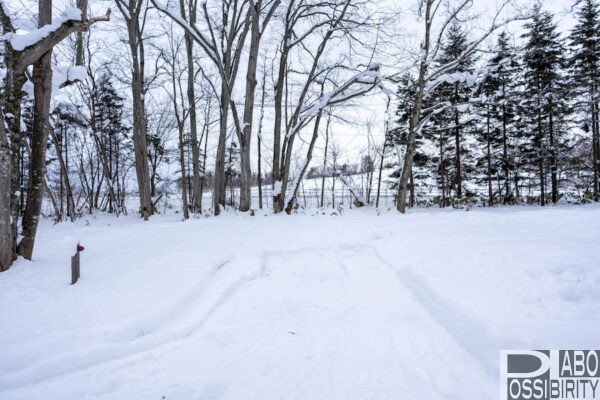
left=71, top=243, right=84, bottom=284
left=71, top=252, right=80, bottom=284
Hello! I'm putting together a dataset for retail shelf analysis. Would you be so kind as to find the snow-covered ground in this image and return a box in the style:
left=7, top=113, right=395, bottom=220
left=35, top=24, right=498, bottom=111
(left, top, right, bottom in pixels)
left=1, top=205, right=599, bottom=399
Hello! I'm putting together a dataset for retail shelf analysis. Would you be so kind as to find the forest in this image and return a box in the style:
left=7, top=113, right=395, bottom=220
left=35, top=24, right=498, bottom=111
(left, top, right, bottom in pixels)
left=0, top=0, right=598, bottom=270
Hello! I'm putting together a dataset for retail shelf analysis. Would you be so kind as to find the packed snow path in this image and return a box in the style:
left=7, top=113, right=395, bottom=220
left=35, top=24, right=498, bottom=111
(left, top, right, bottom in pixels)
left=1, top=206, right=599, bottom=399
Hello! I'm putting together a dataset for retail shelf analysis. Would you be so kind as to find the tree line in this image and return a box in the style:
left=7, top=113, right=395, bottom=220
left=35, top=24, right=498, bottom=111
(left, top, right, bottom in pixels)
left=1, top=0, right=598, bottom=272
left=391, top=1, right=599, bottom=210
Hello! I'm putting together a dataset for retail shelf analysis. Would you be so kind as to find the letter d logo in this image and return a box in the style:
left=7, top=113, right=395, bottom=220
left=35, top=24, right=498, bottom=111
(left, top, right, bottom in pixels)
left=501, top=350, right=551, bottom=400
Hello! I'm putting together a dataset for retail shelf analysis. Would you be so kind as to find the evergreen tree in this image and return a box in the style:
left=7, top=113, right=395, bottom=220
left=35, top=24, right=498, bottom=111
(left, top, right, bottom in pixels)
left=521, top=6, right=568, bottom=205
left=475, top=32, right=521, bottom=205
left=428, top=22, right=476, bottom=206
left=91, top=73, right=130, bottom=213
left=569, top=0, right=600, bottom=201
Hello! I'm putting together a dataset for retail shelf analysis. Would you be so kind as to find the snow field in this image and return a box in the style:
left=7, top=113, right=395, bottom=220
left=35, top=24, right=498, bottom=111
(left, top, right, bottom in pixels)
left=0, top=205, right=599, bottom=399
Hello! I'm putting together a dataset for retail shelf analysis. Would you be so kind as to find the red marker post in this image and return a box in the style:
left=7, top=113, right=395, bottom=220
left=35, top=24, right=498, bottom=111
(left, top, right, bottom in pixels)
left=71, top=243, right=84, bottom=285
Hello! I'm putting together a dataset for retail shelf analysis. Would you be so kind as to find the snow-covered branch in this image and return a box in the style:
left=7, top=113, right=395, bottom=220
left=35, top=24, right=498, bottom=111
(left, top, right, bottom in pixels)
left=1, top=5, right=111, bottom=73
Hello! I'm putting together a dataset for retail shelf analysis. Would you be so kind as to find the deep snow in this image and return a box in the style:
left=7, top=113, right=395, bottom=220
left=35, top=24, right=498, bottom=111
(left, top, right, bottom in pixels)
left=1, top=206, right=599, bottom=399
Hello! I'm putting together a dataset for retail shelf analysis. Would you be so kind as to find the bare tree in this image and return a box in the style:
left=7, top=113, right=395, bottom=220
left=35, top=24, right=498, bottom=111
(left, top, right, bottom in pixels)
left=159, top=24, right=191, bottom=219
left=153, top=0, right=280, bottom=213
left=178, top=0, right=203, bottom=212
left=114, top=0, right=154, bottom=220
left=146, top=99, right=176, bottom=199
left=270, top=0, right=386, bottom=213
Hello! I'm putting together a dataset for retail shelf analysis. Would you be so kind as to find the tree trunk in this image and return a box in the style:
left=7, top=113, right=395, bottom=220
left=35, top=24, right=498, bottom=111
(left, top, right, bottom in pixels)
left=486, top=105, right=493, bottom=206
left=454, top=89, right=462, bottom=200
left=375, top=140, right=385, bottom=208
left=75, top=0, right=88, bottom=65
left=277, top=131, right=296, bottom=212
left=409, top=169, right=415, bottom=208
left=200, top=114, right=209, bottom=210
left=593, top=95, right=599, bottom=201
left=4, top=73, right=26, bottom=266
left=537, top=94, right=546, bottom=206
left=502, top=102, right=510, bottom=203
left=271, top=41, right=289, bottom=212
left=548, top=98, right=558, bottom=204
left=321, top=117, right=330, bottom=208
left=178, top=122, right=189, bottom=219
left=17, top=0, right=53, bottom=259
left=539, top=158, right=545, bottom=206
left=180, top=0, right=201, bottom=213
left=0, top=111, right=12, bottom=270
left=439, top=131, right=446, bottom=207
left=238, top=3, right=261, bottom=212
left=514, top=171, right=520, bottom=202
left=396, top=1, right=432, bottom=213
left=125, top=8, right=153, bottom=220
left=213, top=84, right=230, bottom=215
left=257, top=59, right=267, bottom=210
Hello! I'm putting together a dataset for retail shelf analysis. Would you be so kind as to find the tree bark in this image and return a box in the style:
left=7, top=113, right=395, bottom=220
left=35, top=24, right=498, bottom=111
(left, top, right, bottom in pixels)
left=238, top=2, right=261, bottom=212
left=0, top=111, right=12, bottom=270
left=2, top=73, right=26, bottom=266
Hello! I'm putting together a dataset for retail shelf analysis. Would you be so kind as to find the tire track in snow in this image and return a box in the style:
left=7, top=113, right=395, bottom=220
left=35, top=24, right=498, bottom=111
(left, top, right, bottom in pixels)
left=330, top=243, right=492, bottom=398
left=2, top=238, right=496, bottom=394
left=0, top=245, right=351, bottom=393
left=365, top=243, right=499, bottom=375
left=0, top=256, right=260, bottom=392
